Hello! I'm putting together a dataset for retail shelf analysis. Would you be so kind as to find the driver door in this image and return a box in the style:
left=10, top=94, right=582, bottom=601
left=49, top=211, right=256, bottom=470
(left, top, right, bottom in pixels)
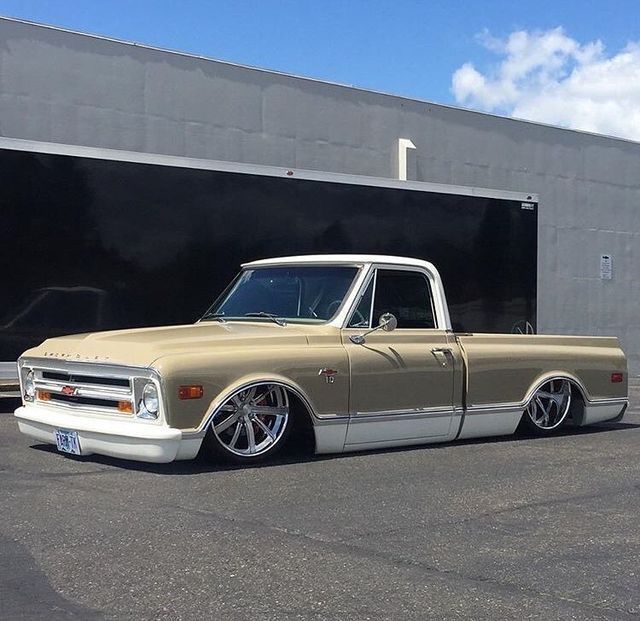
left=342, top=267, right=456, bottom=447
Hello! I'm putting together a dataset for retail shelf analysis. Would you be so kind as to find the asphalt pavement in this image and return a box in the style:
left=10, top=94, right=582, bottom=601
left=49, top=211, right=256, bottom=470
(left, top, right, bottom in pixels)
left=1, top=389, right=639, bottom=620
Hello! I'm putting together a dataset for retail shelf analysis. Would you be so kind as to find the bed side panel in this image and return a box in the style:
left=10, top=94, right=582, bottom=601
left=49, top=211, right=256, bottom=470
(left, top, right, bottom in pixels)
left=456, top=334, right=627, bottom=407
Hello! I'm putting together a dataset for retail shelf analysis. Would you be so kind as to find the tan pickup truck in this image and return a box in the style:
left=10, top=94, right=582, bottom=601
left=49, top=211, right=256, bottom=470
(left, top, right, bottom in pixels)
left=14, top=255, right=628, bottom=464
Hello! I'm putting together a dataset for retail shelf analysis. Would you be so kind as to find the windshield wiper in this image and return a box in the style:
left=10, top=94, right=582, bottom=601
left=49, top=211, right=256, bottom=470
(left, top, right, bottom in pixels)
left=244, top=312, right=287, bottom=326
left=200, top=312, right=226, bottom=322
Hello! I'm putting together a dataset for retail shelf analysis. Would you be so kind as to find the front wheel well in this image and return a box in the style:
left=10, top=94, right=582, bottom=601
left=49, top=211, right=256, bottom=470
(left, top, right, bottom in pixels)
left=285, top=390, right=316, bottom=456
left=199, top=381, right=317, bottom=463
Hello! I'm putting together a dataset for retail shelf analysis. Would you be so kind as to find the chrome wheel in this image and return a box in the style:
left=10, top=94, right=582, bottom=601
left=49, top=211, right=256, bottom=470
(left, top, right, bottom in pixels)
left=211, top=384, right=289, bottom=457
left=525, top=379, right=572, bottom=431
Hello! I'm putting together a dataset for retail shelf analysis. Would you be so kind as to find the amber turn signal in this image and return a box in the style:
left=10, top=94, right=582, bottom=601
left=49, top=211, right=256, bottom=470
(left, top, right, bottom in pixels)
left=37, top=390, right=51, bottom=401
left=118, top=400, right=133, bottom=413
left=611, top=373, right=624, bottom=383
left=179, top=385, right=204, bottom=400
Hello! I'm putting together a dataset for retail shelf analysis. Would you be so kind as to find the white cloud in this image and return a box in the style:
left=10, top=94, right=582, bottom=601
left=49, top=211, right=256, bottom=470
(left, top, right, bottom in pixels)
left=451, top=27, right=640, bottom=141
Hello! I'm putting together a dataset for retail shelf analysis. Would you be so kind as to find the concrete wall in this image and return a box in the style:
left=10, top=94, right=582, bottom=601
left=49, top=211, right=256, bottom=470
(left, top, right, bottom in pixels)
left=1, top=17, right=640, bottom=372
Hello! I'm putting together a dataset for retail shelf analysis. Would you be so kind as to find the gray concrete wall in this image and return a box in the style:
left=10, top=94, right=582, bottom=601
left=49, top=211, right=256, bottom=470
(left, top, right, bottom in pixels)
left=2, top=17, right=640, bottom=372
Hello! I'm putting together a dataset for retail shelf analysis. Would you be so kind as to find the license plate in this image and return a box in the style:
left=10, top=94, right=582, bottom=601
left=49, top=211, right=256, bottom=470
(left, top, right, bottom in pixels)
left=54, top=429, right=81, bottom=455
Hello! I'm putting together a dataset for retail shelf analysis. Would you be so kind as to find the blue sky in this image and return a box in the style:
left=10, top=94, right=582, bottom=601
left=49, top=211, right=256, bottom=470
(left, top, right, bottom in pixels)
left=0, top=0, right=635, bottom=102
left=1, top=1, right=639, bottom=139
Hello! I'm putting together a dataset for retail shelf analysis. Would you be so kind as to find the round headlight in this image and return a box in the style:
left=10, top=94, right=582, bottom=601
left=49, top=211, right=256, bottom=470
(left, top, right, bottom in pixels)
left=24, top=370, right=35, bottom=401
left=142, top=383, right=159, bottom=416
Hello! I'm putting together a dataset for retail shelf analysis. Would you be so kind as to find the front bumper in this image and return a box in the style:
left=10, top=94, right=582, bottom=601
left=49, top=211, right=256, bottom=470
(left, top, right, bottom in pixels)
left=14, top=405, right=202, bottom=463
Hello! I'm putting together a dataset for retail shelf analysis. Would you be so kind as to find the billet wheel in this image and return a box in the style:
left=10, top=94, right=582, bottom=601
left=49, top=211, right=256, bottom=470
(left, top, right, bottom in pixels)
left=203, top=384, right=291, bottom=463
left=521, top=378, right=572, bottom=435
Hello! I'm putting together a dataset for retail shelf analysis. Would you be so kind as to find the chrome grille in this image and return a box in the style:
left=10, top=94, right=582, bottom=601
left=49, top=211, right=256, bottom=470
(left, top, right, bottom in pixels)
left=31, top=363, right=134, bottom=415
left=42, top=370, right=130, bottom=388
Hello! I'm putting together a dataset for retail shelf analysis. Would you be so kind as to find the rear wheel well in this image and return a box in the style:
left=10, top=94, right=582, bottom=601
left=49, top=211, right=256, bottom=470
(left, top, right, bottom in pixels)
left=566, top=382, right=586, bottom=427
left=519, top=376, right=584, bottom=434
left=523, top=376, right=588, bottom=424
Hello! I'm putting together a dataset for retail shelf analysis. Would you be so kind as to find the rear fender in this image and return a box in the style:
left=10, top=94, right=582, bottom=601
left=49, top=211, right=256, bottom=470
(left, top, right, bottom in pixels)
left=523, top=371, right=589, bottom=405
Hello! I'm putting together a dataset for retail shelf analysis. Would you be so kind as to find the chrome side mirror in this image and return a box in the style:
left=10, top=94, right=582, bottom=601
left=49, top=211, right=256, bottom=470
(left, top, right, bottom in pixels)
left=350, top=313, right=398, bottom=344
left=380, top=312, right=397, bottom=332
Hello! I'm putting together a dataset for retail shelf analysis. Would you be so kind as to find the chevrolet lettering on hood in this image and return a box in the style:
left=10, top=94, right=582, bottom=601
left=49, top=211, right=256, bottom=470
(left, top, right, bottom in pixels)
left=43, top=351, right=112, bottom=361
left=14, top=255, right=628, bottom=466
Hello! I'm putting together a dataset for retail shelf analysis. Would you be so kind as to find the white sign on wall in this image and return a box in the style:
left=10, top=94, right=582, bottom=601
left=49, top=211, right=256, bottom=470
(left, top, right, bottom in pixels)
left=600, top=254, right=613, bottom=280
left=397, top=138, right=416, bottom=181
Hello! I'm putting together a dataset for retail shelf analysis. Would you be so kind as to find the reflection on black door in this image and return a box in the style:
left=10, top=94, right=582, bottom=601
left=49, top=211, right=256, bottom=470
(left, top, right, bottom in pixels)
left=0, top=149, right=537, bottom=360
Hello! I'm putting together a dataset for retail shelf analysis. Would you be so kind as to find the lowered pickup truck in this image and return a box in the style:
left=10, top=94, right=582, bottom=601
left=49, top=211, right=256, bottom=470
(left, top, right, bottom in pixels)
left=15, top=255, right=628, bottom=464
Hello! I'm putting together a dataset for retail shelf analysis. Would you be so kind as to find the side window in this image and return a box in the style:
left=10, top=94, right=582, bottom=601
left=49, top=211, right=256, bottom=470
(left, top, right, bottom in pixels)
left=372, top=270, right=436, bottom=329
left=347, top=277, right=373, bottom=328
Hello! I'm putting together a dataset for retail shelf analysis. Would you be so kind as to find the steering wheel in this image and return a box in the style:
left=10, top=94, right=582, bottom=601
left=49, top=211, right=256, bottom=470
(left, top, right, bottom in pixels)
left=326, top=299, right=366, bottom=326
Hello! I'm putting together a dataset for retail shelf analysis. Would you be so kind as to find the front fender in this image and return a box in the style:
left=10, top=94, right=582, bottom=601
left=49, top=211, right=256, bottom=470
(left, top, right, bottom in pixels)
left=154, top=346, right=349, bottom=431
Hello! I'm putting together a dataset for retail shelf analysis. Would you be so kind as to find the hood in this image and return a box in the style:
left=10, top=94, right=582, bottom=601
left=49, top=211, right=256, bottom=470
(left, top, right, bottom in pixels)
left=23, top=321, right=313, bottom=368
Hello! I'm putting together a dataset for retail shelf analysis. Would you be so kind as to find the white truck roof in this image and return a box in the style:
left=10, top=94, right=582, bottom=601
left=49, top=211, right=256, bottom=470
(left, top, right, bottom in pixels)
left=242, top=254, right=452, bottom=331
left=243, top=254, right=438, bottom=271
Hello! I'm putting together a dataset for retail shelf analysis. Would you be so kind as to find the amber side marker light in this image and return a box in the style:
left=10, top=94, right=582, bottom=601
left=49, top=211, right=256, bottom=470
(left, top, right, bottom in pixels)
left=37, top=390, right=51, bottom=401
left=118, top=401, right=133, bottom=413
left=179, top=385, right=204, bottom=400
left=611, top=373, right=624, bottom=383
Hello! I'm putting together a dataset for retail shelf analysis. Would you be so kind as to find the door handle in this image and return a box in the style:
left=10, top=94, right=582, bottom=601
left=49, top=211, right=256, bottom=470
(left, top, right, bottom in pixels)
left=431, top=347, right=453, bottom=367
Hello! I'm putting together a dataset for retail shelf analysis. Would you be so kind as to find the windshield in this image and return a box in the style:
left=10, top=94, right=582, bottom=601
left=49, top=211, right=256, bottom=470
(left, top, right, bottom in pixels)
left=202, top=265, right=360, bottom=324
